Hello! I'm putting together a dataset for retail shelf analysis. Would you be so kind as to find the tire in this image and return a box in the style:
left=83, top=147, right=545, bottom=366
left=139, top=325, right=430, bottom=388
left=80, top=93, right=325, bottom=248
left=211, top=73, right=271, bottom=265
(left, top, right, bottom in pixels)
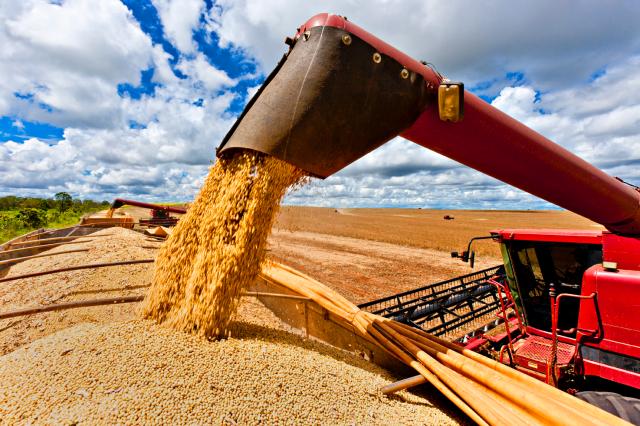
left=575, top=391, right=640, bottom=425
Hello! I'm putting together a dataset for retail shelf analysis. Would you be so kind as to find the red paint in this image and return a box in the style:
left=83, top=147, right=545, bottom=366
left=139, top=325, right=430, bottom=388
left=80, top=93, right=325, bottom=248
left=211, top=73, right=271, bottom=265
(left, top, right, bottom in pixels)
left=582, top=360, right=640, bottom=390
left=525, top=326, right=577, bottom=346
left=580, top=267, right=640, bottom=359
left=493, top=229, right=603, bottom=245
left=603, top=232, right=640, bottom=270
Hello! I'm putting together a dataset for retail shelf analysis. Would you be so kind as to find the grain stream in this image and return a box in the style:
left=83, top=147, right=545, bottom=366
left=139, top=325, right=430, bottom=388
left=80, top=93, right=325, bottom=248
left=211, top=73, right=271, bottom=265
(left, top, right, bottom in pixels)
left=143, top=151, right=307, bottom=339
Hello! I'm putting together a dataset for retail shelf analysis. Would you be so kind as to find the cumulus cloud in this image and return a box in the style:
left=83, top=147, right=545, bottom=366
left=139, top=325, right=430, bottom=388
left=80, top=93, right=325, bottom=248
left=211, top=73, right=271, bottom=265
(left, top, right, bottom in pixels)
left=175, top=54, right=236, bottom=91
left=0, top=0, right=154, bottom=128
left=209, top=0, right=640, bottom=91
left=152, top=0, right=204, bottom=54
left=0, top=0, right=236, bottom=202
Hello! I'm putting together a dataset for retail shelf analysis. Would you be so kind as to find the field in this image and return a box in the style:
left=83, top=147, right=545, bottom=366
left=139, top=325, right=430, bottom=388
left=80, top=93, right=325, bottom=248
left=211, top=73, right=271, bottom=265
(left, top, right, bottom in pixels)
left=0, top=206, right=600, bottom=351
left=269, top=207, right=600, bottom=303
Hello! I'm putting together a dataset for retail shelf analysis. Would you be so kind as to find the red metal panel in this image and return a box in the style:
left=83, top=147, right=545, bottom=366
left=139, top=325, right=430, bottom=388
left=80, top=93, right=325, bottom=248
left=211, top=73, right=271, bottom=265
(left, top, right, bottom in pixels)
left=602, top=233, right=640, bottom=271
left=577, top=266, right=600, bottom=341
left=493, top=229, right=602, bottom=245
left=300, top=13, right=640, bottom=235
left=582, top=359, right=640, bottom=390
left=588, top=267, right=640, bottom=360
left=578, top=266, right=640, bottom=390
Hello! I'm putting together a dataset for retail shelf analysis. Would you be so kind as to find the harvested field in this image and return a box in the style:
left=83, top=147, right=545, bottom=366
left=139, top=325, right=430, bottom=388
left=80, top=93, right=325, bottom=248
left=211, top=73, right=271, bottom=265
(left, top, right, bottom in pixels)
left=275, top=206, right=601, bottom=257
left=268, top=229, right=498, bottom=304
left=268, top=207, right=598, bottom=304
left=0, top=320, right=461, bottom=424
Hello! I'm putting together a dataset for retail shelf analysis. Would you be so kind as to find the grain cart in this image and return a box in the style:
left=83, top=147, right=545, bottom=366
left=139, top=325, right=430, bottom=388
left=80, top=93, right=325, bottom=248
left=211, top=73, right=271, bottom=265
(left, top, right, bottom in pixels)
left=109, top=198, right=187, bottom=227
left=216, top=13, right=640, bottom=421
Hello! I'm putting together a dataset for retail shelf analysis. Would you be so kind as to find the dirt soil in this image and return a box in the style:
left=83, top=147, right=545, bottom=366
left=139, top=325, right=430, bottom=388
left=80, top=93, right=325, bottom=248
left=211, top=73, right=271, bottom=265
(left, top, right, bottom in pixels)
left=275, top=206, right=601, bottom=257
left=268, top=229, right=498, bottom=304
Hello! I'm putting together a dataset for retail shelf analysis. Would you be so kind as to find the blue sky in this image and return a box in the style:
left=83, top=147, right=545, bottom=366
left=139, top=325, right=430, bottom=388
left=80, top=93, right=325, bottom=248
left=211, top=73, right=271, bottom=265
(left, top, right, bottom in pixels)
left=1, top=0, right=639, bottom=209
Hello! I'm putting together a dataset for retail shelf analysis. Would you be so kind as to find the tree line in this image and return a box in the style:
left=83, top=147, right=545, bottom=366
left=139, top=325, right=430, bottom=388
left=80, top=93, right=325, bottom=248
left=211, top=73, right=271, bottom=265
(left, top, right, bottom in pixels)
left=0, top=193, right=110, bottom=241
left=0, top=193, right=109, bottom=212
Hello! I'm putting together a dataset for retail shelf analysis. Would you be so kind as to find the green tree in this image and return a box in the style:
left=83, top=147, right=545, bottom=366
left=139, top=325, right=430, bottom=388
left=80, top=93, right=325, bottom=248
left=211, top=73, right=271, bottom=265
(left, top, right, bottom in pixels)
left=55, top=192, right=73, bottom=212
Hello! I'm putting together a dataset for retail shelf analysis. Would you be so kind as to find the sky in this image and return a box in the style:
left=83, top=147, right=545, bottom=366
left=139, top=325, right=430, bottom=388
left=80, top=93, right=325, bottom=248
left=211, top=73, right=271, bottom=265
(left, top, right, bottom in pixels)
left=1, top=0, right=639, bottom=209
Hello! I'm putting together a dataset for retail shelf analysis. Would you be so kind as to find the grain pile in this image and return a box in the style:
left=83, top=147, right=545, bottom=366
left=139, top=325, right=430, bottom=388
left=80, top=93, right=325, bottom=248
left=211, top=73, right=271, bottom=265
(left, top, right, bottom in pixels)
left=143, top=151, right=306, bottom=339
left=0, top=227, right=156, bottom=355
left=0, top=320, right=461, bottom=425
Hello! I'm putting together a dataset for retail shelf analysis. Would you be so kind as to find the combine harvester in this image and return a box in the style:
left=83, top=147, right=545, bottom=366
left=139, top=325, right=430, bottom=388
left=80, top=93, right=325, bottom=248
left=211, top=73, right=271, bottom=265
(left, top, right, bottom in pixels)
left=219, top=13, right=640, bottom=422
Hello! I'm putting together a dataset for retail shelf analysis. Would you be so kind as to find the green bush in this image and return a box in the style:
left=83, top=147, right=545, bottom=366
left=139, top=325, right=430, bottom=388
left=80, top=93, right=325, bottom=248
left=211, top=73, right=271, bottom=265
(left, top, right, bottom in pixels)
left=16, top=208, right=48, bottom=228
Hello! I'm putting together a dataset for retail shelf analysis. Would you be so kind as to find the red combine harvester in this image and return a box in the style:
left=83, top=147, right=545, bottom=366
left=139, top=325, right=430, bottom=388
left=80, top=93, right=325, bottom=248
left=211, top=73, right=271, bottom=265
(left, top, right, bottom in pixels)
left=455, top=229, right=640, bottom=403
left=215, top=13, right=640, bottom=420
left=109, top=198, right=187, bottom=227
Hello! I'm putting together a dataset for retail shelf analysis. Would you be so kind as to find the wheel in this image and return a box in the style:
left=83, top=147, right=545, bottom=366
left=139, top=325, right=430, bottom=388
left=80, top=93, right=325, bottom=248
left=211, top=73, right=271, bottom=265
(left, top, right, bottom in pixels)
left=575, top=391, right=640, bottom=425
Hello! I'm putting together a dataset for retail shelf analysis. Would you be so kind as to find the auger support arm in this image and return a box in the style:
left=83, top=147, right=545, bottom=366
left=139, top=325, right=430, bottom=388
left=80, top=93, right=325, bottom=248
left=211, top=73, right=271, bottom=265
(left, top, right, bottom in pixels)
left=110, top=198, right=187, bottom=215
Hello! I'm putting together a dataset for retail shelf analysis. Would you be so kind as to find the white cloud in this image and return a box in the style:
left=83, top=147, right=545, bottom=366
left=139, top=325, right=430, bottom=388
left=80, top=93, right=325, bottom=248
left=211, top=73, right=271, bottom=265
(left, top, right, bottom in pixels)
left=152, top=0, right=204, bottom=54
left=209, top=1, right=640, bottom=91
left=0, top=0, right=237, bottom=202
left=488, top=56, right=640, bottom=170
left=0, top=0, right=154, bottom=128
left=176, top=54, right=235, bottom=91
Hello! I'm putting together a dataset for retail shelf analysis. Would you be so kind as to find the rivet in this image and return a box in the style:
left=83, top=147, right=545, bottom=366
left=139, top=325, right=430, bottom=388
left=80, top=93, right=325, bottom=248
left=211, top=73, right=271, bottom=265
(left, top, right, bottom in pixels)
left=372, top=52, right=381, bottom=63
left=342, top=34, right=352, bottom=45
left=400, top=68, right=409, bottom=79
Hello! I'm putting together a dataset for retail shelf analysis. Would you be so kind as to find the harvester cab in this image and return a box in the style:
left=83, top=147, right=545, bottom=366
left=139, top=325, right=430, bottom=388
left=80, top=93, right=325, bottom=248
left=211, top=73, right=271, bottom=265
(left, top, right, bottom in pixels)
left=217, top=11, right=640, bottom=414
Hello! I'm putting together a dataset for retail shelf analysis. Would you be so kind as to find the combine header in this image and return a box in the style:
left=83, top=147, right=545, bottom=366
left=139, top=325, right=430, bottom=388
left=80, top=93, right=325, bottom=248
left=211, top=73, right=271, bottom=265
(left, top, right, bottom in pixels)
left=359, top=265, right=506, bottom=338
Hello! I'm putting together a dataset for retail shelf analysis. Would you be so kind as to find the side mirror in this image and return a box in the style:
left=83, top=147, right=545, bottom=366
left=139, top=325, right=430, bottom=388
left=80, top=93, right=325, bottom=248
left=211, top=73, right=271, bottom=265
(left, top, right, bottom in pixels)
left=452, top=251, right=469, bottom=262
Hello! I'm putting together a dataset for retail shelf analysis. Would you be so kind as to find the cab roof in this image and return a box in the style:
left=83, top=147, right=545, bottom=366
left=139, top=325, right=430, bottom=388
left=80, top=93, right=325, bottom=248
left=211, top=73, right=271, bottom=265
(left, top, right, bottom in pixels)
left=491, top=229, right=603, bottom=245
